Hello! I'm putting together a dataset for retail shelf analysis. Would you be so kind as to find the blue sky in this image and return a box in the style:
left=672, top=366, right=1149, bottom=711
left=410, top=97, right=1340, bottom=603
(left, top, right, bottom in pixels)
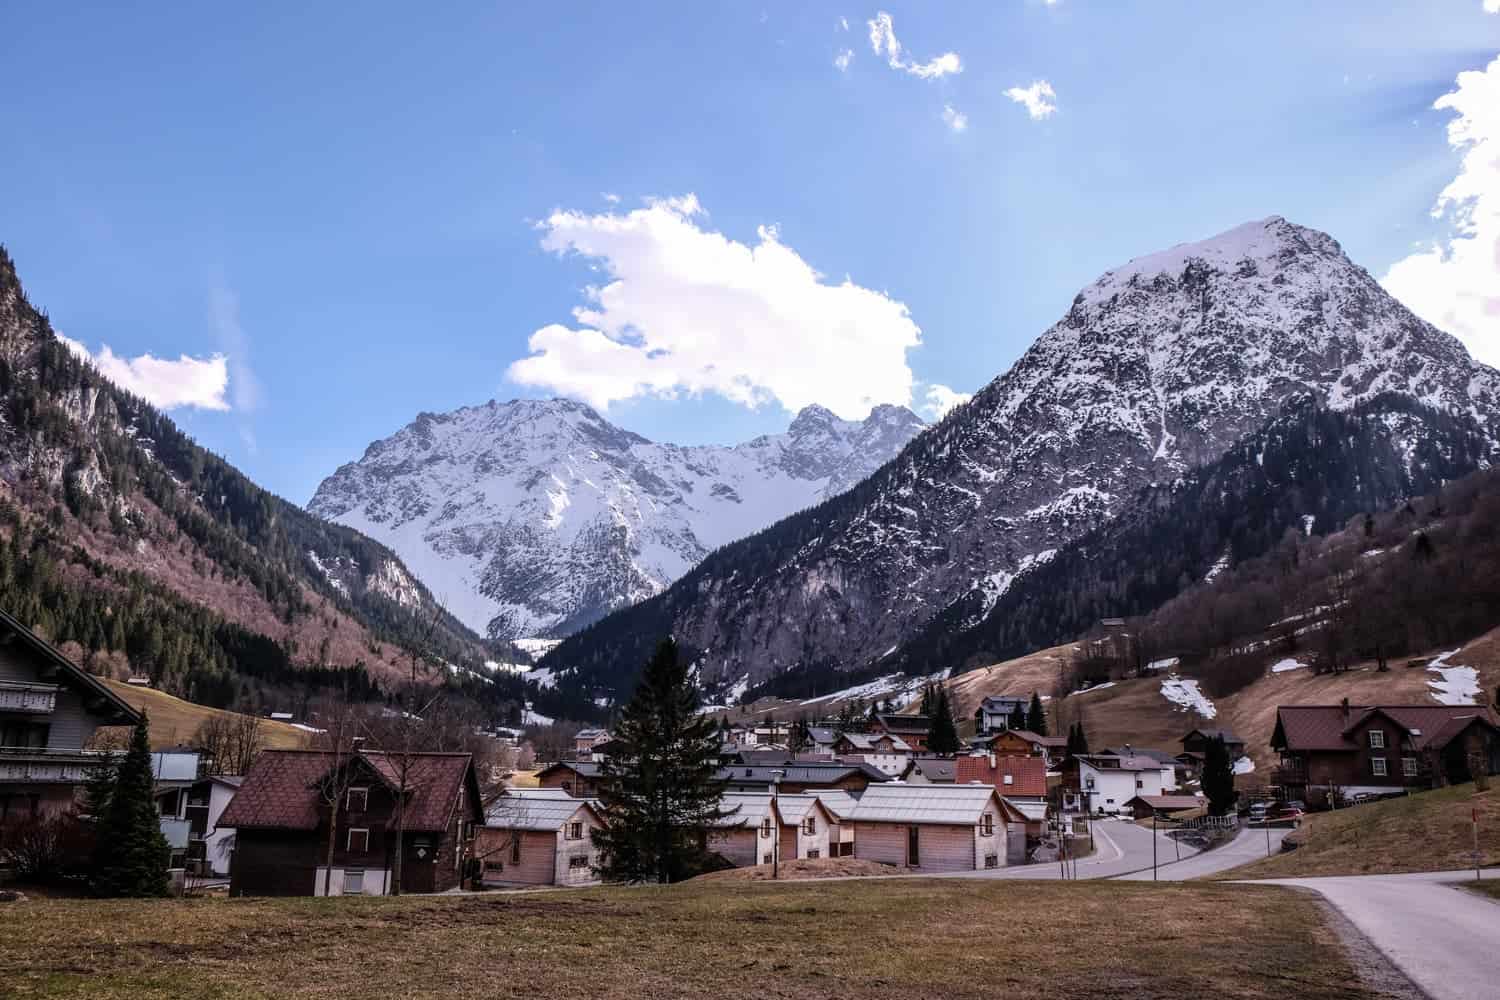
left=2, top=2, right=1497, bottom=505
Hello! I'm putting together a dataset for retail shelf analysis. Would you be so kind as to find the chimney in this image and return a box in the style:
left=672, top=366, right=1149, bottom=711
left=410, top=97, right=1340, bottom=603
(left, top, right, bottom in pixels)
left=1123, top=743, right=1132, bottom=757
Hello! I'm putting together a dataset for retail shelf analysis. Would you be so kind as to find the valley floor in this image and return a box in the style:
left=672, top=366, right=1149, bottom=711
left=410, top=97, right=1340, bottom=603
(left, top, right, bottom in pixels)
left=1, top=880, right=1384, bottom=1000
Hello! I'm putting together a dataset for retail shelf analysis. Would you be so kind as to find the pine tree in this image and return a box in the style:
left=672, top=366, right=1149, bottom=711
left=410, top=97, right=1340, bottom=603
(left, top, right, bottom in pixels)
left=1008, top=702, right=1027, bottom=731
left=1025, top=692, right=1047, bottom=735
left=928, top=689, right=961, bottom=755
left=91, top=713, right=170, bottom=898
left=1202, top=735, right=1237, bottom=817
left=592, top=639, right=736, bottom=884
left=787, top=714, right=811, bottom=754
left=920, top=683, right=934, bottom=717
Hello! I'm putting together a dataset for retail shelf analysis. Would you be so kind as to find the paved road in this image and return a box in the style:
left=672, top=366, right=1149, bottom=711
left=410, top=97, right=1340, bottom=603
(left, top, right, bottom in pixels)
left=1116, top=824, right=1289, bottom=881
left=1241, top=868, right=1500, bottom=1000
left=945, top=818, right=1205, bottom=880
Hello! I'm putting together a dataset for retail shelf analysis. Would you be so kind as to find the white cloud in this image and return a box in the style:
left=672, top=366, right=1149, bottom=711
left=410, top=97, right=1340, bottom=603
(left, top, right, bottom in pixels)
left=921, top=383, right=971, bottom=419
left=58, top=334, right=230, bottom=411
left=1486, top=1, right=1499, bottom=13
left=1382, top=54, right=1500, bottom=369
left=1004, top=80, right=1057, bottom=120
left=507, top=195, right=923, bottom=419
left=941, top=104, right=968, bottom=132
left=834, top=48, right=853, bottom=72
left=840, top=16, right=849, bottom=30
left=601, top=192, right=621, bottom=204
left=867, top=12, right=962, bottom=80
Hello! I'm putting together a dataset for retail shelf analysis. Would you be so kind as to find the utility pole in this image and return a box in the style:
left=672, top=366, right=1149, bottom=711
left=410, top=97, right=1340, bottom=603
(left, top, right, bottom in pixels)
left=1152, top=809, right=1158, bottom=881
left=770, top=770, right=783, bottom=880
left=1475, top=807, right=1482, bottom=882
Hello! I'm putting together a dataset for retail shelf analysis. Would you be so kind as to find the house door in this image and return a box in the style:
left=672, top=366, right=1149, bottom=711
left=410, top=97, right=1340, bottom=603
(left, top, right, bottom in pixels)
left=906, top=825, right=920, bottom=867
left=403, top=837, right=436, bottom=893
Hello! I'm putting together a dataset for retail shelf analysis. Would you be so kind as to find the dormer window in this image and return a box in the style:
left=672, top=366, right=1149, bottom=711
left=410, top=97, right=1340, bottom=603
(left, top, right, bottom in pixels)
left=1368, top=731, right=1385, bottom=750
left=347, top=787, right=368, bottom=812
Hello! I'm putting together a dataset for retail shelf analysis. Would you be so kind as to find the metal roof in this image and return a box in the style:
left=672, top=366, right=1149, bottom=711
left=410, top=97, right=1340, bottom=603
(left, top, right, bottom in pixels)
left=813, top=790, right=859, bottom=820
left=773, top=793, right=832, bottom=825
left=711, top=793, right=777, bottom=829
left=485, top=795, right=596, bottom=831
left=503, top=787, right=577, bottom=799
left=838, top=732, right=912, bottom=752
left=847, top=784, right=1004, bottom=825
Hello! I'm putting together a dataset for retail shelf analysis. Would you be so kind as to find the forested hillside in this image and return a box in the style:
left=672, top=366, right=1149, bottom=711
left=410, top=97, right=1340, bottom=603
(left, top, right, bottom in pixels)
left=0, top=246, right=508, bottom=716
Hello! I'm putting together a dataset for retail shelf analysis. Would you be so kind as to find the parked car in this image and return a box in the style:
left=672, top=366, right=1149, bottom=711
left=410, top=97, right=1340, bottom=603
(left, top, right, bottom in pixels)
left=1248, top=802, right=1269, bottom=823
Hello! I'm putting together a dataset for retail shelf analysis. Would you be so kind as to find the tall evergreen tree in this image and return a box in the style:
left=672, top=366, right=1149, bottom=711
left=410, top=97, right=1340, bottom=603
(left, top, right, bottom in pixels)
left=928, top=689, right=961, bottom=755
left=91, top=713, right=170, bottom=898
left=1025, top=692, right=1047, bottom=735
left=1202, top=735, right=1237, bottom=817
left=919, top=683, right=935, bottom=717
left=1008, top=702, right=1027, bottom=731
left=787, top=714, right=811, bottom=754
left=592, top=639, right=735, bottom=884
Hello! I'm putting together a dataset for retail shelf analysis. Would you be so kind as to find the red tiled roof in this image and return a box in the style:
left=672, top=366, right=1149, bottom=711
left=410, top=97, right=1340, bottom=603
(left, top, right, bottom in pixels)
left=955, top=755, right=1048, bottom=797
left=1275, top=705, right=1500, bottom=752
left=217, top=750, right=474, bottom=833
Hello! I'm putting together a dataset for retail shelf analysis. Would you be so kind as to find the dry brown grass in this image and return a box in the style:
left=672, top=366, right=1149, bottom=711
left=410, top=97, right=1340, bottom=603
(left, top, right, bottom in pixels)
left=0, top=880, right=1382, bottom=999
left=692, top=857, right=892, bottom=882
left=102, top=681, right=310, bottom=751
left=1216, top=784, right=1500, bottom=880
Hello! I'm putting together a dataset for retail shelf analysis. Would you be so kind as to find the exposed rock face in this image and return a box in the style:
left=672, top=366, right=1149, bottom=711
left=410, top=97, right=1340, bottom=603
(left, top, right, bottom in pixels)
left=543, top=217, right=1500, bottom=690
left=308, top=398, right=925, bottom=638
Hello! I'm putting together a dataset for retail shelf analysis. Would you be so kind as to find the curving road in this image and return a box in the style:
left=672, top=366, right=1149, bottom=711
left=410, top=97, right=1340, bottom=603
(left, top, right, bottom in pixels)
left=1240, top=868, right=1500, bottom=1000
left=1115, top=824, right=1289, bottom=881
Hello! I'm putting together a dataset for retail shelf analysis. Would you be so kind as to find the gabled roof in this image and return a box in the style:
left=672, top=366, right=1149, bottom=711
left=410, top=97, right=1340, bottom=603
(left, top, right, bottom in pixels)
left=0, top=607, right=140, bottom=726
left=998, top=729, right=1068, bottom=748
left=712, top=793, right=778, bottom=829
left=978, top=695, right=1030, bottom=709
left=716, top=762, right=890, bottom=786
left=1077, top=754, right=1169, bottom=773
left=485, top=795, right=598, bottom=832
left=1103, top=747, right=1180, bottom=767
left=807, top=727, right=839, bottom=745
left=774, top=793, right=836, bottom=826
left=813, top=790, right=859, bottom=820
left=837, top=731, right=912, bottom=752
left=873, top=713, right=932, bottom=735
left=217, top=750, right=479, bottom=833
left=847, top=784, right=1025, bottom=826
left=955, top=755, right=1048, bottom=797
left=902, top=757, right=957, bottom=782
left=1274, top=705, right=1500, bottom=752
left=1126, top=795, right=1206, bottom=812
left=1182, top=728, right=1244, bottom=744
left=535, top=760, right=603, bottom=780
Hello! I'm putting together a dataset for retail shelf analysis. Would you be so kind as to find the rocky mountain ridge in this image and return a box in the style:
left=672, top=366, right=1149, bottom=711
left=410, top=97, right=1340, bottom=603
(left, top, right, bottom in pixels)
left=309, top=398, right=925, bottom=639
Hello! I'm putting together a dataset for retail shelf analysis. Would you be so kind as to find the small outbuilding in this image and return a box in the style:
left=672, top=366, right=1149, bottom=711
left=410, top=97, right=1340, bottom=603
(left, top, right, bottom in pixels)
left=773, top=793, right=838, bottom=861
left=848, top=784, right=1027, bottom=872
left=475, top=794, right=603, bottom=887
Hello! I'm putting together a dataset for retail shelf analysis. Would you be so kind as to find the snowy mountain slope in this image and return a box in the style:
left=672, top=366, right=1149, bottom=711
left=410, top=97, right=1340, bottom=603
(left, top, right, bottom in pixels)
left=542, top=216, right=1500, bottom=693
left=308, top=399, right=924, bottom=638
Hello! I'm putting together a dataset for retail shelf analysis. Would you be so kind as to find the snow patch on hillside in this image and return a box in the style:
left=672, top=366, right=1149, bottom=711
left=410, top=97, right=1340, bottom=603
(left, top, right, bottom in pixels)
left=1270, top=658, right=1305, bottom=673
left=799, top=668, right=950, bottom=708
left=1160, top=675, right=1217, bottom=719
left=1426, top=649, right=1480, bottom=706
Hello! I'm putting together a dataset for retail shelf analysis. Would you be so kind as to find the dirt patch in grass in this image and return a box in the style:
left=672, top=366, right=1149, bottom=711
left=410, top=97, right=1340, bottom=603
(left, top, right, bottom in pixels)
left=693, top=857, right=894, bottom=881
left=1216, top=784, right=1500, bottom=880
left=0, top=879, right=1393, bottom=999
left=1459, top=880, right=1500, bottom=902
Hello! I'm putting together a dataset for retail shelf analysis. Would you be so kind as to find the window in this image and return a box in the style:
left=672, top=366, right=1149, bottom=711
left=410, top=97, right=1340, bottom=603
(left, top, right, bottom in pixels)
left=566, top=822, right=584, bottom=841
left=568, top=855, right=590, bottom=870
left=980, top=814, right=995, bottom=836
left=763, top=853, right=774, bottom=865
left=1368, top=730, right=1386, bottom=750
left=511, top=837, right=522, bottom=865
left=1371, top=757, right=1388, bottom=777
left=343, top=869, right=364, bottom=895
left=1003, top=774, right=1014, bottom=786
left=807, top=849, right=820, bottom=859
left=1402, top=757, right=1419, bottom=777
left=348, top=828, right=370, bottom=854
left=984, top=853, right=999, bottom=870
left=347, top=787, right=368, bottom=812
left=803, top=817, right=816, bottom=835
left=1135, top=779, right=1144, bottom=789
left=0, top=721, right=49, bottom=749
left=760, top=818, right=773, bottom=838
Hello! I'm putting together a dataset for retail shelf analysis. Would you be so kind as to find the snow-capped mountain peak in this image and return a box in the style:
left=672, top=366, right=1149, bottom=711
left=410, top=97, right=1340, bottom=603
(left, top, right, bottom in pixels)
left=308, top=398, right=924, bottom=639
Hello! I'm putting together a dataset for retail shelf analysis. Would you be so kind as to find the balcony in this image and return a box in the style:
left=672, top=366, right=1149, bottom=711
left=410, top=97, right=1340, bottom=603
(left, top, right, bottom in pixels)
left=0, top=681, right=58, bottom=714
left=0, top=747, right=106, bottom=784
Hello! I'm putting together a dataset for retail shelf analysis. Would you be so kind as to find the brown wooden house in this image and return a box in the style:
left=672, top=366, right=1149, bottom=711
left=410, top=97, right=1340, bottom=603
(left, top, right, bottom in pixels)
left=534, top=760, right=603, bottom=797
left=475, top=792, right=602, bottom=887
left=1271, top=703, right=1500, bottom=803
left=219, top=749, right=482, bottom=897
left=869, top=714, right=932, bottom=752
